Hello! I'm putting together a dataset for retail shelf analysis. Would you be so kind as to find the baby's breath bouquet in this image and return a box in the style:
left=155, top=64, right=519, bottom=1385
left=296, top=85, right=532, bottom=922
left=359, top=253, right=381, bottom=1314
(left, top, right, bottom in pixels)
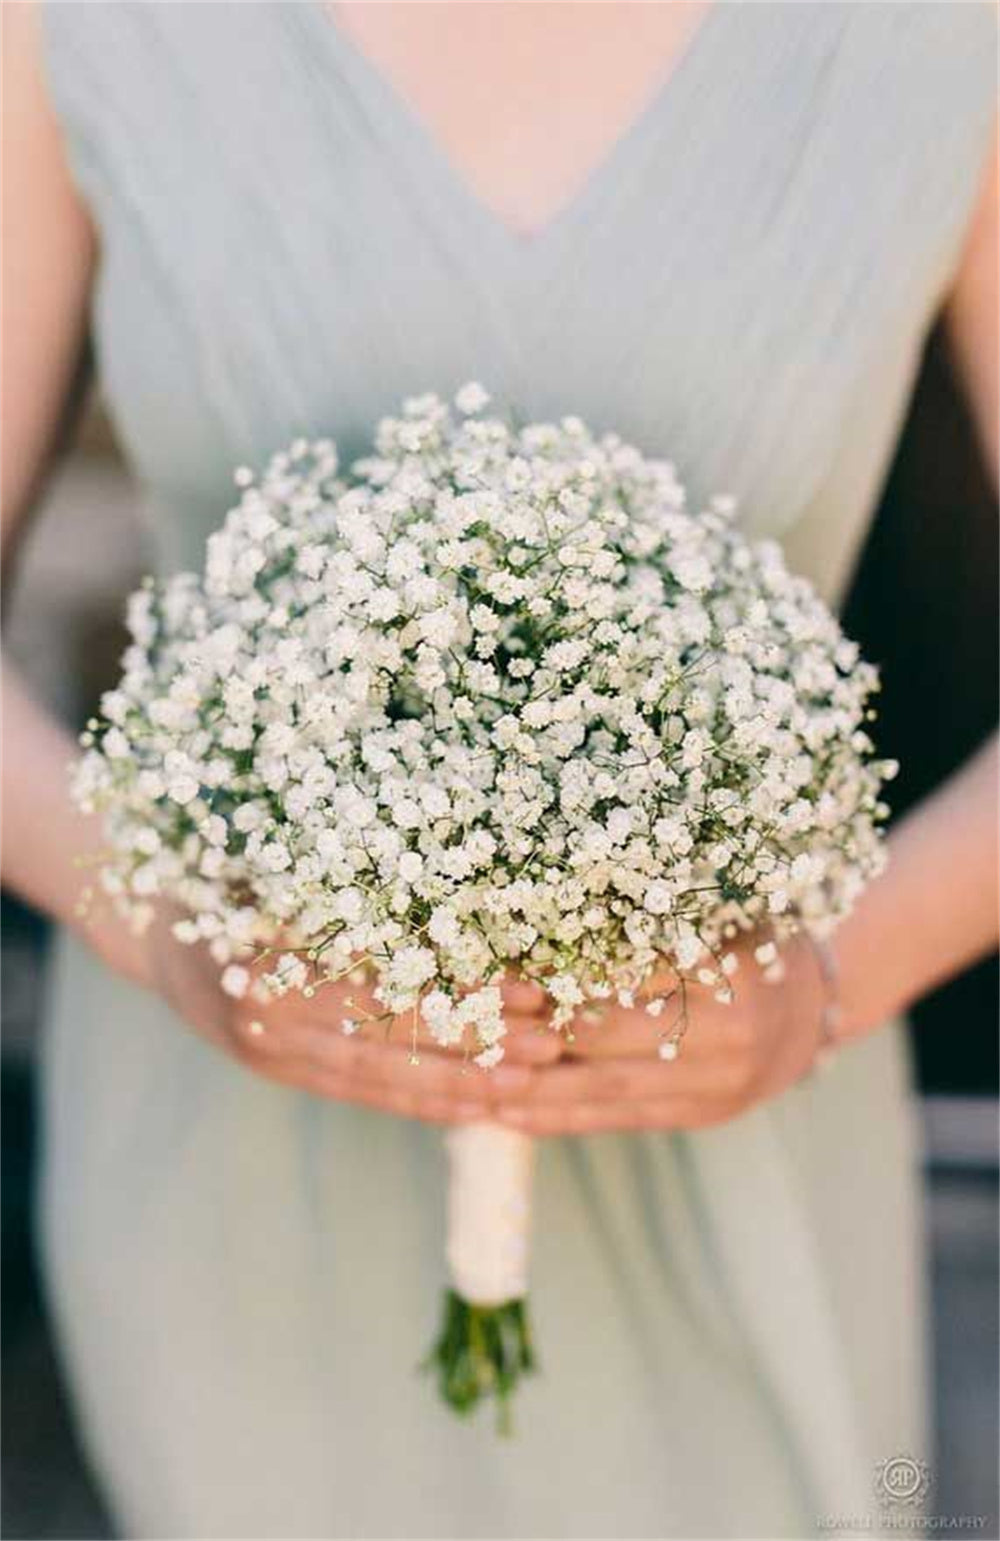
left=74, top=387, right=894, bottom=1427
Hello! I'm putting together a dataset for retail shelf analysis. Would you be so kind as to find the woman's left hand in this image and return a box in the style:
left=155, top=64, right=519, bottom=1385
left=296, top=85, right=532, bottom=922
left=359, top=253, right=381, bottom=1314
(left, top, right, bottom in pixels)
left=495, top=936, right=833, bottom=1136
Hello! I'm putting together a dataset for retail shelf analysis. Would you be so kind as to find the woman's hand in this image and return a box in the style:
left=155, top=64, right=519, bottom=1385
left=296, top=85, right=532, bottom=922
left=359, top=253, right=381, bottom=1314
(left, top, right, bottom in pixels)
left=115, top=906, right=560, bottom=1126
left=493, top=937, right=830, bottom=1136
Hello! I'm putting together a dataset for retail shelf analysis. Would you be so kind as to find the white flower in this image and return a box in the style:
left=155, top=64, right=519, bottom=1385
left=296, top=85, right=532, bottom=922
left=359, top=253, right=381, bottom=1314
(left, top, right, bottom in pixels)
left=220, top=965, right=251, bottom=999
left=398, top=851, right=423, bottom=884
left=421, top=989, right=453, bottom=1033
left=419, top=608, right=459, bottom=649
left=102, top=727, right=132, bottom=760
left=428, top=907, right=462, bottom=946
left=642, top=880, right=673, bottom=916
left=470, top=604, right=500, bottom=635
left=606, top=808, right=633, bottom=844
left=392, top=799, right=423, bottom=830
left=388, top=945, right=437, bottom=994
left=455, top=986, right=505, bottom=1045
left=455, top=382, right=490, bottom=415
left=333, top=889, right=365, bottom=923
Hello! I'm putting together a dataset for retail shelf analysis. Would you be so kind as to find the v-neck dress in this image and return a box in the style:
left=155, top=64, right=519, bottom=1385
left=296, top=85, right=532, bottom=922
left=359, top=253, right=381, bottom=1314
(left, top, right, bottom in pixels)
left=38, top=5, right=995, bottom=1537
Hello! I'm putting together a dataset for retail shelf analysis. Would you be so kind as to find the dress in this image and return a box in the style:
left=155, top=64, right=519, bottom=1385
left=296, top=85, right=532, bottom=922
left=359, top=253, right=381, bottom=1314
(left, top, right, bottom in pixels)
left=37, top=5, right=996, bottom=1537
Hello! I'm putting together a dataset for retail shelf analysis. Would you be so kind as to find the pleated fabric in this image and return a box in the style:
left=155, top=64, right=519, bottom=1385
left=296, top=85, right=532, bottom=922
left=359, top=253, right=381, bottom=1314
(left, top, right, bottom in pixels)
left=38, top=5, right=995, bottom=1536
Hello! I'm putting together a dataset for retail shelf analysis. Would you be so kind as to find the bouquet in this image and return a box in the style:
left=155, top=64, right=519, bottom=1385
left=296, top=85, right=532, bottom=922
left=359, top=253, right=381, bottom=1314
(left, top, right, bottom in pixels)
left=73, top=386, right=894, bottom=1428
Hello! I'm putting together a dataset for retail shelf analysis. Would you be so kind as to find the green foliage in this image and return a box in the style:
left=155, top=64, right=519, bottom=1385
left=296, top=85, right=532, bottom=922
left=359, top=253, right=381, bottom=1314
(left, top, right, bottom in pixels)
left=423, top=1289, right=536, bottom=1435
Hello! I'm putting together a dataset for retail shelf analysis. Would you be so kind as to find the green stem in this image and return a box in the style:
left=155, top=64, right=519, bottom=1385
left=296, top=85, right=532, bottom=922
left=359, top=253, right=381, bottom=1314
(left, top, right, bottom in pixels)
left=422, top=1289, right=537, bottom=1434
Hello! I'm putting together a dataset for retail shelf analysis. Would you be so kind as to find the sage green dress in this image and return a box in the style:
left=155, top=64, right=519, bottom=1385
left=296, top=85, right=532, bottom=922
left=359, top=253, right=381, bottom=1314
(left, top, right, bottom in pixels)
left=39, top=5, right=995, bottom=1537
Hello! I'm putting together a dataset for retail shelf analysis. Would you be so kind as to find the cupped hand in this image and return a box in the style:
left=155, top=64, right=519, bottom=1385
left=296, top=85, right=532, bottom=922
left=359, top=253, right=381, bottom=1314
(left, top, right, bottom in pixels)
left=94, top=904, right=831, bottom=1135
left=494, top=936, right=831, bottom=1136
left=127, top=908, right=561, bottom=1125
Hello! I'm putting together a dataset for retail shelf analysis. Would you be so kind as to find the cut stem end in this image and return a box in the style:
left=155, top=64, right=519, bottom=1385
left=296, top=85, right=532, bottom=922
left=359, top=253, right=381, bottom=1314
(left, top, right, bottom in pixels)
left=423, top=1288, right=536, bottom=1434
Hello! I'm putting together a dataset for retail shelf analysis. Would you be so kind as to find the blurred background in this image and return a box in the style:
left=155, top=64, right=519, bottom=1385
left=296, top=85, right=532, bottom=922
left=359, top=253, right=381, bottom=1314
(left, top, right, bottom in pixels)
left=2, top=328, right=997, bottom=1537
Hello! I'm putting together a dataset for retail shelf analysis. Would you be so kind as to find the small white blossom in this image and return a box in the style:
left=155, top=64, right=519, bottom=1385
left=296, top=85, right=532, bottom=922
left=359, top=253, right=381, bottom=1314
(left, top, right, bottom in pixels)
left=167, top=776, right=200, bottom=806
left=454, top=382, right=490, bottom=415
left=220, top=965, right=251, bottom=999
left=643, top=881, right=674, bottom=916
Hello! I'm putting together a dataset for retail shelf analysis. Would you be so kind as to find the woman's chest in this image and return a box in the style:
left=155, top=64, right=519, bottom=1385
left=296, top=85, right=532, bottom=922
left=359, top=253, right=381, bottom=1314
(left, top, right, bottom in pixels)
left=327, top=1, right=709, bottom=238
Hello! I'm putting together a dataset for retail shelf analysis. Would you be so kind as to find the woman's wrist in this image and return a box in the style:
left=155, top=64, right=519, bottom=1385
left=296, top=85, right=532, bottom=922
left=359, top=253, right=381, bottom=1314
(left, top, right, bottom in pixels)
left=825, top=896, right=913, bottom=1042
left=828, top=738, right=999, bottom=1041
left=815, top=822, right=936, bottom=1044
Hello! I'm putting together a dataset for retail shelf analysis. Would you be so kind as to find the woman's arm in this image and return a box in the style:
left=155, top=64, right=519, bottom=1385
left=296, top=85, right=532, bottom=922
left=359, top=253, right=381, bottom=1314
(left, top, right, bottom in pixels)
left=835, top=141, right=999, bottom=1037
left=947, top=144, right=998, bottom=473
left=0, top=3, right=135, bottom=963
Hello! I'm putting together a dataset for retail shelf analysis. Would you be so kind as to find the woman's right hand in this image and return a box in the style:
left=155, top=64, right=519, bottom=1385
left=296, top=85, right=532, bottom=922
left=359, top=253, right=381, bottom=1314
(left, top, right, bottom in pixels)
left=107, top=903, right=563, bottom=1125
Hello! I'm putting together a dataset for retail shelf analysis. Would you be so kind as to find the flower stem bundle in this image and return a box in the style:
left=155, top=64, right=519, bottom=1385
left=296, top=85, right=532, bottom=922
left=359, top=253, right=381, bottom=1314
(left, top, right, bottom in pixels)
left=425, top=1290, right=535, bottom=1435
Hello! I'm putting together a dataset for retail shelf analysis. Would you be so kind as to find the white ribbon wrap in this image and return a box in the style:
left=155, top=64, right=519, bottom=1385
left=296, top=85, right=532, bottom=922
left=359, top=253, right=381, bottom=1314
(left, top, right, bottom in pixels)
left=445, top=1123, right=535, bottom=1306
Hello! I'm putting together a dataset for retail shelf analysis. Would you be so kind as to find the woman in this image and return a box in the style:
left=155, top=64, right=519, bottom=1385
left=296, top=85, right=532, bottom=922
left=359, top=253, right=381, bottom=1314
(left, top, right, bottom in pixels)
left=3, top=4, right=997, bottom=1536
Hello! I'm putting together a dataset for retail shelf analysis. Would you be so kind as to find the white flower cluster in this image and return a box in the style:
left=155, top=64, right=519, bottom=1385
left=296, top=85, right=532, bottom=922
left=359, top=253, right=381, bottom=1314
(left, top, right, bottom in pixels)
left=74, top=388, right=895, bottom=1063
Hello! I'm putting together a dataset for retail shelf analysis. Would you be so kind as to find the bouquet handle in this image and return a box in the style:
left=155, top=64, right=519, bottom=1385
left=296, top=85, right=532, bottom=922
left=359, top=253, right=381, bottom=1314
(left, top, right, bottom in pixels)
left=425, top=1123, right=537, bottom=1430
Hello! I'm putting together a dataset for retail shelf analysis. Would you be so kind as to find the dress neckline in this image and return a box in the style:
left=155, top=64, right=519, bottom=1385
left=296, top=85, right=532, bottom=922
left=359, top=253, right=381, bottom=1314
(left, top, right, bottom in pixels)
left=299, top=2, right=724, bottom=253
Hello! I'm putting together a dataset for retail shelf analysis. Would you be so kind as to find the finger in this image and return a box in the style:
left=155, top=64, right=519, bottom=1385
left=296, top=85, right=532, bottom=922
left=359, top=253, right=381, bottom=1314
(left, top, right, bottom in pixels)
left=499, top=1017, right=565, bottom=1066
left=565, top=1008, right=679, bottom=1059
left=258, top=1059, right=494, bottom=1125
left=305, top=1053, right=547, bottom=1122
left=236, top=1031, right=500, bottom=1120
left=243, top=1022, right=544, bottom=1108
left=489, top=1056, right=736, bottom=1108
left=566, top=997, right=746, bottom=1061
left=494, top=1096, right=723, bottom=1136
left=315, top=1034, right=495, bottom=1098
left=501, top=977, right=551, bottom=1015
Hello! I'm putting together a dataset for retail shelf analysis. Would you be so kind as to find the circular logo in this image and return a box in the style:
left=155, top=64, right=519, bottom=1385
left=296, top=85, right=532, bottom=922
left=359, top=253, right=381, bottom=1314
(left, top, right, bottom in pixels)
left=874, top=1455, right=931, bottom=1508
